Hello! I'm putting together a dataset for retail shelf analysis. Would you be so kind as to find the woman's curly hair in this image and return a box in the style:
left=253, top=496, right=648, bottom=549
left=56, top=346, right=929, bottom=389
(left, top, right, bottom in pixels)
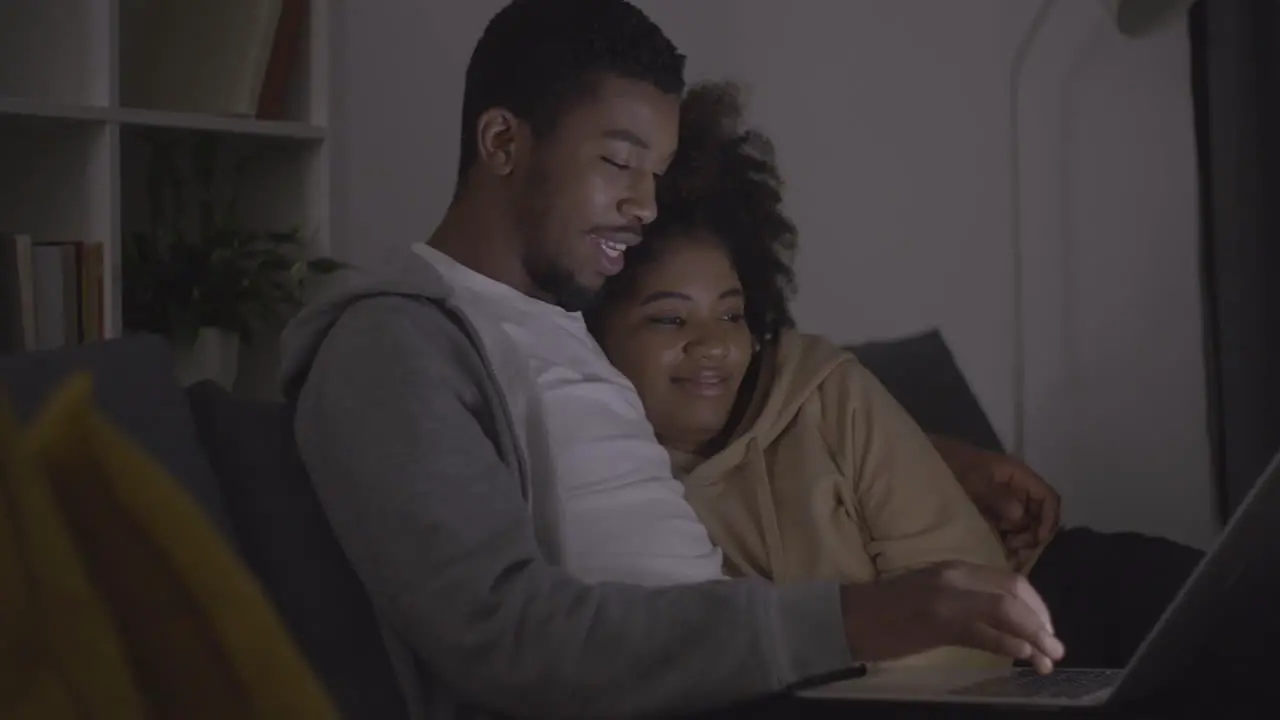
left=589, top=80, right=798, bottom=345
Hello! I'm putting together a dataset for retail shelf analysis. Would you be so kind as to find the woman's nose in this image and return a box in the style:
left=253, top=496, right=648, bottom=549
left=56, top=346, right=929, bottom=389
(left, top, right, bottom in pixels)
left=689, top=330, right=730, bottom=360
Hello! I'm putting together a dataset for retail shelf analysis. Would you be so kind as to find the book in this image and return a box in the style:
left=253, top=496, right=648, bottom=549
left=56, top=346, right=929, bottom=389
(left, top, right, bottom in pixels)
left=256, top=0, right=309, bottom=120
left=0, top=234, right=106, bottom=353
left=0, top=232, right=36, bottom=352
left=121, top=0, right=283, bottom=117
left=31, top=242, right=78, bottom=350
left=77, top=242, right=105, bottom=344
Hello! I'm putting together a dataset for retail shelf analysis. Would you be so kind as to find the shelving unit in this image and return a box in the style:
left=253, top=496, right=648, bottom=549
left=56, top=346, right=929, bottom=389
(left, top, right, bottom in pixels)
left=0, top=0, right=330, bottom=397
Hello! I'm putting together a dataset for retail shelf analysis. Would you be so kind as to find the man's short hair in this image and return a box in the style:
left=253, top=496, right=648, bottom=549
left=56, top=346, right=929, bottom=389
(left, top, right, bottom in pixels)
left=456, top=0, right=686, bottom=183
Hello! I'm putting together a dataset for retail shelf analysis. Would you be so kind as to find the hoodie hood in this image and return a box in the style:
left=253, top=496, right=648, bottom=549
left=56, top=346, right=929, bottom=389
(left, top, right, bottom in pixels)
left=278, top=245, right=455, bottom=400
left=743, top=330, right=854, bottom=449
left=674, top=330, right=854, bottom=479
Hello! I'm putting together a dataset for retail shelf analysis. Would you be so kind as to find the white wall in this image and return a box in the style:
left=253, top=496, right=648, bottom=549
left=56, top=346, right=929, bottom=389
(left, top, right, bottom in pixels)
left=331, top=0, right=1217, bottom=549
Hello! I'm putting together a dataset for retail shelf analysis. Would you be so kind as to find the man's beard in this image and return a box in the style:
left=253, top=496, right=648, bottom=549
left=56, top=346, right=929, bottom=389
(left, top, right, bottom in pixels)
left=527, top=258, right=600, bottom=313
left=516, top=162, right=601, bottom=313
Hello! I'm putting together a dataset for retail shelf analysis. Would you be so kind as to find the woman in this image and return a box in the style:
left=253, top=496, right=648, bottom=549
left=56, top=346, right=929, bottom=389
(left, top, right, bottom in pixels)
left=587, top=82, right=1018, bottom=669
left=588, top=81, right=1202, bottom=671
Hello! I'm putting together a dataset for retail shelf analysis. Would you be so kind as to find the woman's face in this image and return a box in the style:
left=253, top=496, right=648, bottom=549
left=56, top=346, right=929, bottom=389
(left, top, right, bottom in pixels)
left=598, top=230, right=754, bottom=452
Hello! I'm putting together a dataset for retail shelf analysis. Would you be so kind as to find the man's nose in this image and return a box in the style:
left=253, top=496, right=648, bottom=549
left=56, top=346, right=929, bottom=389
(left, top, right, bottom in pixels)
left=619, top=173, right=657, bottom=225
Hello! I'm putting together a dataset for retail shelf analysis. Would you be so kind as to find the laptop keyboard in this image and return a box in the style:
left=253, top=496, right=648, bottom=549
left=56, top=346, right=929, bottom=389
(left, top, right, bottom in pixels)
left=947, top=668, right=1122, bottom=700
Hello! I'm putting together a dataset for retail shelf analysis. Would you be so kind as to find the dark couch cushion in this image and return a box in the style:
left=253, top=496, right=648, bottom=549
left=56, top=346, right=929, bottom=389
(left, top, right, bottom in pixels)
left=185, top=380, right=406, bottom=720
left=0, top=334, right=234, bottom=538
left=848, top=329, right=1005, bottom=454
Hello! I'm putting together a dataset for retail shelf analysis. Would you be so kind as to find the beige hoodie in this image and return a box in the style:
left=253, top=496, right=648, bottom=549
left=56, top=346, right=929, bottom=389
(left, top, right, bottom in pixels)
left=671, top=330, right=1012, bottom=668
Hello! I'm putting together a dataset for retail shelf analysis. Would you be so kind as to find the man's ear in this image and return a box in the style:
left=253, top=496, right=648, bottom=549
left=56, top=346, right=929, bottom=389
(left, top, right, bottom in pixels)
left=475, top=108, right=523, bottom=177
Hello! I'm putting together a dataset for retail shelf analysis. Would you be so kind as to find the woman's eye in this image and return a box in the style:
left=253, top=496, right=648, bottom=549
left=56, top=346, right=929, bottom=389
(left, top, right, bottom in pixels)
left=724, top=312, right=745, bottom=324
left=648, top=316, right=684, bottom=327
left=601, top=157, right=631, bottom=171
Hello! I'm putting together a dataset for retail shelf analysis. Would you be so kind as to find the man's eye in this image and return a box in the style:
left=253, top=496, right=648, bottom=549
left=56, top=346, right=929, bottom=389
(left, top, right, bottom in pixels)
left=601, top=157, right=631, bottom=171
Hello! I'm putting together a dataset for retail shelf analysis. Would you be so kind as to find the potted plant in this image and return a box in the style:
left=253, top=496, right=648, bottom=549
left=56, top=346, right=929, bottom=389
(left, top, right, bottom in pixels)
left=122, top=134, right=344, bottom=388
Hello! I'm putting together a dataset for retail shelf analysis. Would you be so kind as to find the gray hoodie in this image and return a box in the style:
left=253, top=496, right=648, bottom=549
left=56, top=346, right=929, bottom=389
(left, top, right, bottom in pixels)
left=278, top=246, right=856, bottom=719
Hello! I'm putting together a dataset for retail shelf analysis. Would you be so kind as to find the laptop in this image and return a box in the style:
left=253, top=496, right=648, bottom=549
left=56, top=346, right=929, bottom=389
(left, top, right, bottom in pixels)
left=795, top=447, right=1280, bottom=709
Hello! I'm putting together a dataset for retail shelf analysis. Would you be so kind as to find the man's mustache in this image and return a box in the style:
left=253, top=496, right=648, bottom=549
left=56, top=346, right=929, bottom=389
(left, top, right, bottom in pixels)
left=589, top=226, right=643, bottom=244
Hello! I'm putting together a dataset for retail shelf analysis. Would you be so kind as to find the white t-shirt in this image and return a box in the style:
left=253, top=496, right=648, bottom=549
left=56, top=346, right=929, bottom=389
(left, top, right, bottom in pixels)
left=414, top=244, right=726, bottom=586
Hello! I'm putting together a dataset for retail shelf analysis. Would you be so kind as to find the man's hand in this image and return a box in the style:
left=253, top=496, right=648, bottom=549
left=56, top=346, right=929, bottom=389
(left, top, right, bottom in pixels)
left=840, top=562, right=1065, bottom=674
left=930, top=436, right=1061, bottom=562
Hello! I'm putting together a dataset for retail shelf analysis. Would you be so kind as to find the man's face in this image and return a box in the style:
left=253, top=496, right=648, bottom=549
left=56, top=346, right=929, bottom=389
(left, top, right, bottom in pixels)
left=514, top=76, right=679, bottom=311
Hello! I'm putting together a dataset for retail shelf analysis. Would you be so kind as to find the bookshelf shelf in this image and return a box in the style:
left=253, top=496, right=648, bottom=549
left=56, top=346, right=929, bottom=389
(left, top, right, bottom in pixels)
left=0, top=0, right=330, bottom=400
left=0, top=98, right=325, bottom=141
left=114, top=107, right=326, bottom=141
left=0, top=97, right=113, bottom=124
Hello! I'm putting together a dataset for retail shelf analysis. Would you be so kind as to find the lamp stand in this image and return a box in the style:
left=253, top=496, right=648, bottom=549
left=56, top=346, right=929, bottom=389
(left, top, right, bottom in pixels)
left=1008, top=0, right=1057, bottom=458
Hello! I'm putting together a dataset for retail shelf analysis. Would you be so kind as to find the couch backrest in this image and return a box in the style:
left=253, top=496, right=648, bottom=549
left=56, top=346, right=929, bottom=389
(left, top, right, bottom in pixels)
left=0, top=335, right=406, bottom=719
left=849, top=329, right=1005, bottom=454
left=0, top=335, right=236, bottom=538
left=185, top=380, right=407, bottom=719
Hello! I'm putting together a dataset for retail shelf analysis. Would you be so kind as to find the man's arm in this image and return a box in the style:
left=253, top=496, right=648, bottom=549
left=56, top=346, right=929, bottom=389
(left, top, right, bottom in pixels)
left=928, top=434, right=1061, bottom=571
left=293, top=297, right=853, bottom=718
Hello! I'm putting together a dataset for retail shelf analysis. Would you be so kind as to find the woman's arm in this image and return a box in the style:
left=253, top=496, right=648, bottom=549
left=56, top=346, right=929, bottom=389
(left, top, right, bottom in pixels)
left=819, top=358, right=1016, bottom=667
left=819, top=360, right=1010, bottom=577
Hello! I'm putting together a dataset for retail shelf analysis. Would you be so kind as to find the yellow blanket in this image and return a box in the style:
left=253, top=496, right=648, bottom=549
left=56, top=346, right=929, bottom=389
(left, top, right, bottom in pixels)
left=0, top=373, right=336, bottom=719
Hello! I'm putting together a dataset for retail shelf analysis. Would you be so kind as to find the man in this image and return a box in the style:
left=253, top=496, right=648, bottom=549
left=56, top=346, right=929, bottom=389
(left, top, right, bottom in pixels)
left=280, top=1, right=1063, bottom=718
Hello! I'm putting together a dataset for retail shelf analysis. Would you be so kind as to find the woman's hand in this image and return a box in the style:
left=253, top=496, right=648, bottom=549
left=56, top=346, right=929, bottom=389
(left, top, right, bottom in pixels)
left=929, top=436, right=1061, bottom=563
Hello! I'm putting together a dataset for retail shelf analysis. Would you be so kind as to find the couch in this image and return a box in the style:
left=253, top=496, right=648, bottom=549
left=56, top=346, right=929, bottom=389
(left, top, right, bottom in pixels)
left=0, top=330, right=1004, bottom=719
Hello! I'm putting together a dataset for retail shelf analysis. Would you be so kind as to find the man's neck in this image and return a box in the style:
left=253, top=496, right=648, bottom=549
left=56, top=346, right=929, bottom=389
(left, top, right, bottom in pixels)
left=428, top=194, right=534, bottom=297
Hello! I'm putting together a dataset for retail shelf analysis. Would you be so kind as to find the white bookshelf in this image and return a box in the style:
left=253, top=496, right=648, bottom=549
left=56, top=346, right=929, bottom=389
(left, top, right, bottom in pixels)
left=0, top=0, right=330, bottom=398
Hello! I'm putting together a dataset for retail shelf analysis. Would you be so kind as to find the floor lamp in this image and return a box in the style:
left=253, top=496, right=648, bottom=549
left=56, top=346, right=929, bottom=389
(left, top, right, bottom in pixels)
left=1007, top=0, right=1200, bottom=457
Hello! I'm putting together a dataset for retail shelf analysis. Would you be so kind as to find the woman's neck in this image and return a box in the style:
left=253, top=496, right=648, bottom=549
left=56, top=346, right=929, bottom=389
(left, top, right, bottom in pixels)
left=658, top=433, right=716, bottom=458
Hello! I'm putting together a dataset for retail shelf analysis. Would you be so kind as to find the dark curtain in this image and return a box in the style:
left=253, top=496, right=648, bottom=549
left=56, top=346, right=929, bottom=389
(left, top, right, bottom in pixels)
left=1190, top=0, right=1280, bottom=522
